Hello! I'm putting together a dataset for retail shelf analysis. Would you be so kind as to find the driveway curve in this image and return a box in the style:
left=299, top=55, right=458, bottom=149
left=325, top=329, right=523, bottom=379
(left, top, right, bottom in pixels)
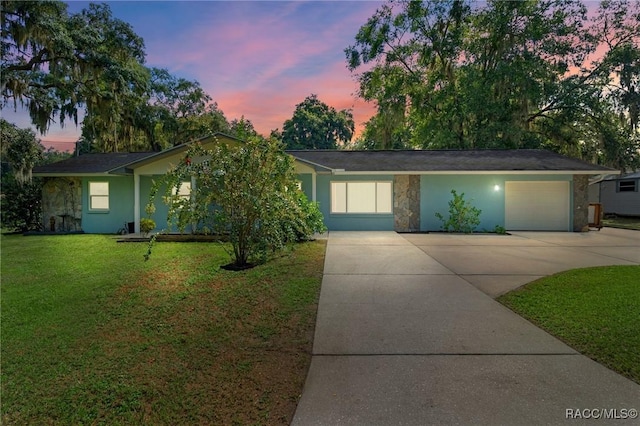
left=293, top=229, right=640, bottom=425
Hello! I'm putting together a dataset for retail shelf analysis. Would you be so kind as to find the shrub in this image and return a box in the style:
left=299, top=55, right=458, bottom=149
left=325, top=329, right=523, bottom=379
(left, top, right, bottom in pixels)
left=435, top=189, right=482, bottom=233
left=139, top=218, right=156, bottom=236
left=146, top=136, right=326, bottom=268
left=0, top=176, right=43, bottom=232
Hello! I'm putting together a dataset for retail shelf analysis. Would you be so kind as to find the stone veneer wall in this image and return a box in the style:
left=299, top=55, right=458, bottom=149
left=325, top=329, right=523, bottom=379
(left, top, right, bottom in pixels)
left=394, top=175, right=420, bottom=232
left=42, top=177, right=82, bottom=232
left=573, top=174, right=589, bottom=232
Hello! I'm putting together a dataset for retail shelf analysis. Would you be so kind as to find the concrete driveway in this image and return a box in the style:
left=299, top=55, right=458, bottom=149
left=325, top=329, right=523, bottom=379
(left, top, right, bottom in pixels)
left=293, top=229, right=640, bottom=425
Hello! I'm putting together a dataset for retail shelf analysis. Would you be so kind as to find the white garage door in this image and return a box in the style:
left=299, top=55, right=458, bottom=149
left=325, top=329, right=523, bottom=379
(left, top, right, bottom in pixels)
left=505, top=181, right=570, bottom=231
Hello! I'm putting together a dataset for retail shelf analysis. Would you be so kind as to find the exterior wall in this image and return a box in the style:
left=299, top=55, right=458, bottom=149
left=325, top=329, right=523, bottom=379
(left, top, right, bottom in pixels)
left=81, top=176, right=134, bottom=233
left=316, top=174, right=394, bottom=231
left=573, top=174, right=589, bottom=231
left=420, top=174, right=573, bottom=232
left=140, top=175, right=170, bottom=232
left=394, top=175, right=420, bottom=232
left=42, top=177, right=82, bottom=231
left=298, top=173, right=313, bottom=201
left=588, top=182, right=600, bottom=203
left=600, top=179, right=640, bottom=216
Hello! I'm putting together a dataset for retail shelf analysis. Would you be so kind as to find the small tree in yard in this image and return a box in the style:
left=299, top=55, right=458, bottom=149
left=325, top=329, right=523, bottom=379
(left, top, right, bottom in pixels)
left=146, top=136, right=326, bottom=268
left=435, top=189, right=482, bottom=233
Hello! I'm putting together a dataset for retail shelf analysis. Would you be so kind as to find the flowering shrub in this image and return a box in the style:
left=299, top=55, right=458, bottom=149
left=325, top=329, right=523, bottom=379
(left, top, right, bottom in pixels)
left=146, top=136, right=326, bottom=267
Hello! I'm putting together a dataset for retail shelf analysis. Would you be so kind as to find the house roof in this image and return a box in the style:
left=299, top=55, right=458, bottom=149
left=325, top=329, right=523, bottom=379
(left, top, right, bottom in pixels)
left=33, top=133, right=241, bottom=176
left=33, top=152, right=155, bottom=175
left=34, top=143, right=616, bottom=177
left=604, top=171, right=640, bottom=180
left=287, top=149, right=617, bottom=174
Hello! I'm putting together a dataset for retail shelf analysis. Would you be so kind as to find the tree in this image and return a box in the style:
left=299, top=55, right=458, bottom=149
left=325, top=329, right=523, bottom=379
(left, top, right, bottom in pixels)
left=0, top=119, right=69, bottom=232
left=137, top=68, right=227, bottom=151
left=282, top=94, right=354, bottom=149
left=346, top=0, right=640, bottom=170
left=2, top=1, right=237, bottom=154
left=229, top=116, right=258, bottom=140
left=146, top=137, right=326, bottom=268
left=0, top=118, right=43, bottom=183
left=2, top=1, right=147, bottom=145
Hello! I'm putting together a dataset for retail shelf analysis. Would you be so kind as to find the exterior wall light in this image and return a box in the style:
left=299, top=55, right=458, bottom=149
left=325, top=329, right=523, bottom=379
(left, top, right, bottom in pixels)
left=494, top=184, right=501, bottom=191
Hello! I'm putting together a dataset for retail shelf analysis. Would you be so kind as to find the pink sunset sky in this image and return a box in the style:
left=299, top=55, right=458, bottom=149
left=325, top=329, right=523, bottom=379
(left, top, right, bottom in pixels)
left=3, top=1, right=384, bottom=151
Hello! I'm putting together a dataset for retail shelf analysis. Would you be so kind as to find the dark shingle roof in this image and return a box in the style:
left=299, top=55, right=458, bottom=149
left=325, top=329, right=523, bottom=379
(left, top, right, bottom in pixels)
left=33, top=133, right=243, bottom=176
left=33, top=152, right=155, bottom=175
left=287, top=149, right=615, bottom=173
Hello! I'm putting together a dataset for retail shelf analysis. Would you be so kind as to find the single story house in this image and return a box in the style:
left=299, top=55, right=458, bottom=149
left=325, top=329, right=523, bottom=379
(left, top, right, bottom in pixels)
left=33, top=133, right=616, bottom=234
left=589, top=171, right=640, bottom=216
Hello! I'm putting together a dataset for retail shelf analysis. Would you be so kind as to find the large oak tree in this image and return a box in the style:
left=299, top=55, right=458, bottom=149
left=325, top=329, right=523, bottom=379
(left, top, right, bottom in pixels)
left=346, top=0, right=640, bottom=170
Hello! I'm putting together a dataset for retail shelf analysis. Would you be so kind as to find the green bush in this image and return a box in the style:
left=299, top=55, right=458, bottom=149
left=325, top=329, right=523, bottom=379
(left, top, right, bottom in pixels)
left=435, top=189, right=482, bottom=233
left=147, top=136, right=327, bottom=268
left=0, top=176, right=43, bottom=232
left=139, top=218, right=156, bottom=236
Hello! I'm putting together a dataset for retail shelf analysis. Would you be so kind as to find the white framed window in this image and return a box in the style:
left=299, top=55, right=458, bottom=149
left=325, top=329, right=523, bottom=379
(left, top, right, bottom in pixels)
left=88, top=182, right=109, bottom=211
left=171, top=181, right=192, bottom=199
left=331, top=181, right=392, bottom=214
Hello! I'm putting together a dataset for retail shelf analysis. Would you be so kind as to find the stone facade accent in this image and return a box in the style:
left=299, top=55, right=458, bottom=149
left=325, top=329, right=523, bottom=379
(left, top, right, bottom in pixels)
left=573, top=174, right=589, bottom=232
left=394, top=175, right=420, bottom=232
left=42, top=177, right=82, bottom=232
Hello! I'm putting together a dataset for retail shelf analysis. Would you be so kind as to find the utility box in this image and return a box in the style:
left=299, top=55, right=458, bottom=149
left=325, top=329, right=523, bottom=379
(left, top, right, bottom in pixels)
left=588, top=203, right=603, bottom=229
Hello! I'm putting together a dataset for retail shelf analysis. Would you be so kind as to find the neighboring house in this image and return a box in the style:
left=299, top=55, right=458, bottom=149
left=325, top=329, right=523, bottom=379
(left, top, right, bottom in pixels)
left=33, top=134, right=616, bottom=233
left=589, top=172, right=640, bottom=217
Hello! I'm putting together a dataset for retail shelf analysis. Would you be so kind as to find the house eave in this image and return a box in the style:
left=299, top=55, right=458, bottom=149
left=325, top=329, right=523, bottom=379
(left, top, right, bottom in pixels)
left=115, top=132, right=242, bottom=171
left=33, top=172, right=116, bottom=177
left=327, top=170, right=619, bottom=176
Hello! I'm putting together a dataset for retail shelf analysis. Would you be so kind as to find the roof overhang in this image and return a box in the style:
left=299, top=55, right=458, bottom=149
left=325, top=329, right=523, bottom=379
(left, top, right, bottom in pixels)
left=34, top=172, right=115, bottom=177
left=325, top=170, right=619, bottom=176
left=119, top=133, right=241, bottom=171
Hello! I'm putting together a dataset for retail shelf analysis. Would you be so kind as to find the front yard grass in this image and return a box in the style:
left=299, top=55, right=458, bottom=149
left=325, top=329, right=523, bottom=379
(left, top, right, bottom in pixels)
left=498, top=265, right=640, bottom=384
left=1, top=234, right=326, bottom=425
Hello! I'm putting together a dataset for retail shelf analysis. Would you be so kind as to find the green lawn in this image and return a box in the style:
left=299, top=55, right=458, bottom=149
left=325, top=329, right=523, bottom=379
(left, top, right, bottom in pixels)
left=498, top=265, right=640, bottom=384
left=1, top=234, right=326, bottom=425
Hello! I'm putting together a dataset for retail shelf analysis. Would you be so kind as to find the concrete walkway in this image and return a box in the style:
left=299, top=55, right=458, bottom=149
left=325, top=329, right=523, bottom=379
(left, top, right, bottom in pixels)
left=293, top=229, right=640, bottom=425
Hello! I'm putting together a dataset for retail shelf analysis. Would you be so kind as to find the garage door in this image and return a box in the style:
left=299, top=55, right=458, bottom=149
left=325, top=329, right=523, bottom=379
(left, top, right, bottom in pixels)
left=505, top=181, right=570, bottom=231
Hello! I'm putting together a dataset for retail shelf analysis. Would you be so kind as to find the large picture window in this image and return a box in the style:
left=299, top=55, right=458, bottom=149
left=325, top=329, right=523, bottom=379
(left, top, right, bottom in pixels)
left=89, top=182, right=109, bottom=211
left=331, top=181, right=392, bottom=214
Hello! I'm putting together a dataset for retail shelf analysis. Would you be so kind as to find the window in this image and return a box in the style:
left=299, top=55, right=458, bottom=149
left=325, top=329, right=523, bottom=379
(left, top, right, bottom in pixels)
left=331, top=181, right=392, bottom=214
left=618, top=180, right=637, bottom=192
left=171, top=181, right=192, bottom=199
left=89, top=182, right=109, bottom=211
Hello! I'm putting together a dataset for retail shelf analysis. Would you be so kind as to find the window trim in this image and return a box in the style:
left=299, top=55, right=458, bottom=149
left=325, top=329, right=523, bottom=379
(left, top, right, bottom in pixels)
left=88, top=181, right=109, bottom=212
left=330, top=181, right=393, bottom=214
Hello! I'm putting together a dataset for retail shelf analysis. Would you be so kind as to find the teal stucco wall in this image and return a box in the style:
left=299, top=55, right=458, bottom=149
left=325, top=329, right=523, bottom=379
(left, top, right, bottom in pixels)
left=81, top=176, right=134, bottom=233
left=298, top=173, right=313, bottom=201
left=315, top=174, right=395, bottom=231
left=420, top=174, right=573, bottom=231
